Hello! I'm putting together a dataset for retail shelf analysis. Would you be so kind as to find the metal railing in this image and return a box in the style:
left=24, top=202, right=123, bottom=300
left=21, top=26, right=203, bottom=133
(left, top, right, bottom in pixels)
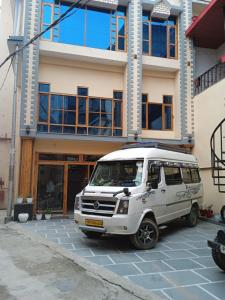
left=194, top=62, right=225, bottom=95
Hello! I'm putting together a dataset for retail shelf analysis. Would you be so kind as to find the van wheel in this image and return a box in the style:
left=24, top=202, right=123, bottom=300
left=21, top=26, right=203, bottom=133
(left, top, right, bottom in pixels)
left=130, top=218, right=159, bottom=250
left=212, top=238, right=225, bottom=271
left=186, top=205, right=198, bottom=227
left=82, top=231, right=102, bottom=239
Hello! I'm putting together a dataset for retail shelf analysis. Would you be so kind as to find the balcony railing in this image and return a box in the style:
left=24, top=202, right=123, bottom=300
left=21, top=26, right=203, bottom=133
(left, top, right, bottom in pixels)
left=194, top=62, right=225, bottom=95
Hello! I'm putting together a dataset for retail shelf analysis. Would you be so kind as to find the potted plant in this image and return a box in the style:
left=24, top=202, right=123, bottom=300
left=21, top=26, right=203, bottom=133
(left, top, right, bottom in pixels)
left=45, top=208, right=52, bottom=220
left=18, top=213, right=29, bottom=223
left=206, top=205, right=214, bottom=218
left=36, top=212, right=42, bottom=221
left=16, top=195, right=24, bottom=204
left=26, top=195, right=33, bottom=204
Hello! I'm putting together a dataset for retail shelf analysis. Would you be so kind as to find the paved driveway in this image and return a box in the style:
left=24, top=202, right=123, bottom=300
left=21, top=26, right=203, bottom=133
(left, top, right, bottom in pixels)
left=20, top=219, right=225, bottom=300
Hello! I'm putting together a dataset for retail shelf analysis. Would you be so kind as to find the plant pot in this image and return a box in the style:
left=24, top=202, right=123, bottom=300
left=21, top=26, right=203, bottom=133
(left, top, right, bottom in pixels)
left=45, top=214, right=51, bottom=220
left=16, top=197, right=23, bottom=204
left=36, top=213, right=42, bottom=221
left=200, top=209, right=207, bottom=217
left=26, top=197, right=33, bottom=204
left=18, top=213, right=29, bottom=223
left=207, top=210, right=213, bottom=218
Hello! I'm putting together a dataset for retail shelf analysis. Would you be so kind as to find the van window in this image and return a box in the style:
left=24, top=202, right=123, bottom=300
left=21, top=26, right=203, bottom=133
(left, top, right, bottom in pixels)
left=164, top=167, right=182, bottom=185
left=148, top=164, right=161, bottom=188
left=181, top=167, right=192, bottom=184
left=191, top=168, right=201, bottom=183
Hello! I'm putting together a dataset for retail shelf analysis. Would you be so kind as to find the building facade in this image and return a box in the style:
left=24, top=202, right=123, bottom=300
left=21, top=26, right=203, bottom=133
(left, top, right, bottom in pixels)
left=1, top=0, right=211, bottom=215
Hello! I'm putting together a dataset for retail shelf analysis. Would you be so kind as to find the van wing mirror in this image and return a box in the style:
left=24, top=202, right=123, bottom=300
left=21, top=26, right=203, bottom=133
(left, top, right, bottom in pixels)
left=146, top=182, right=152, bottom=191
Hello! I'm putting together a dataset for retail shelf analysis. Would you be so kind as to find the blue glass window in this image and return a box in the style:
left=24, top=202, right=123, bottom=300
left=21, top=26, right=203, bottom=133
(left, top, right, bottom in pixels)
left=86, top=7, right=111, bottom=50
left=50, top=110, right=62, bottom=124
left=39, top=83, right=50, bottom=92
left=142, top=104, right=147, bottom=129
left=78, top=87, right=88, bottom=96
left=37, top=124, right=48, bottom=132
left=149, top=104, right=162, bottom=130
left=89, top=113, right=100, bottom=126
left=64, top=111, right=75, bottom=125
left=78, top=98, right=86, bottom=125
left=101, top=100, right=112, bottom=113
left=113, top=91, right=123, bottom=100
left=163, top=95, right=172, bottom=104
left=152, top=20, right=167, bottom=58
left=89, top=98, right=100, bottom=112
left=64, top=96, right=76, bottom=110
left=101, top=114, right=112, bottom=127
left=165, top=106, right=172, bottom=129
left=114, top=102, right=122, bottom=127
left=51, top=95, right=63, bottom=109
left=39, top=95, right=49, bottom=122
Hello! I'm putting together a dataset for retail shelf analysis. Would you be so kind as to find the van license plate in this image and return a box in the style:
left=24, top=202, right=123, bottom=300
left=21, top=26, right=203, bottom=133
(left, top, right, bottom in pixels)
left=85, top=219, right=103, bottom=227
left=220, top=245, right=225, bottom=254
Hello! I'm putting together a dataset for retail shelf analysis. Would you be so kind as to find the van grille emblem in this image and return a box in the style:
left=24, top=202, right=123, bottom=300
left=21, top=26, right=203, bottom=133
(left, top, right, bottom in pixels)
left=93, top=201, right=100, bottom=210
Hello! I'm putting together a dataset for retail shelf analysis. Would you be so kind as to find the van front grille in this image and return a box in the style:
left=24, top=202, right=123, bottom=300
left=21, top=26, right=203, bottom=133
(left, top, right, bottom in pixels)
left=81, top=196, right=117, bottom=216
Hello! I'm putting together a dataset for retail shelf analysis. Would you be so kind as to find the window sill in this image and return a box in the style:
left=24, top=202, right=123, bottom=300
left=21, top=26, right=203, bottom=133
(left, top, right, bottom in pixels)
left=142, top=55, right=180, bottom=72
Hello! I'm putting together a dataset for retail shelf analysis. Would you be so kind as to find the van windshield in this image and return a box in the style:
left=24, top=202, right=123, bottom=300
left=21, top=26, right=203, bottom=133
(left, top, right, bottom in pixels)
left=90, top=160, right=143, bottom=187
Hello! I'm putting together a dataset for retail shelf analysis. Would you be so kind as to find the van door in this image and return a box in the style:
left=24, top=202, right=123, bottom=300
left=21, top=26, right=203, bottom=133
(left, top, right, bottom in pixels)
left=163, top=165, right=190, bottom=221
left=145, top=162, right=167, bottom=224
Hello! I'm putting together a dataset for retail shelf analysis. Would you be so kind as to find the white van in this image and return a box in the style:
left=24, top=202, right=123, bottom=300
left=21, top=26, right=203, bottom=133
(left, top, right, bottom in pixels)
left=74, top=143, right=203, bottom=249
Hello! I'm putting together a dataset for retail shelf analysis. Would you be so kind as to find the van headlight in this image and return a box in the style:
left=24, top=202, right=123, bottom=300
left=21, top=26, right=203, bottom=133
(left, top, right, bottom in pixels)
left=74, top=196, right=80, bottom=211
left=117, top=199, right=129, bottom=214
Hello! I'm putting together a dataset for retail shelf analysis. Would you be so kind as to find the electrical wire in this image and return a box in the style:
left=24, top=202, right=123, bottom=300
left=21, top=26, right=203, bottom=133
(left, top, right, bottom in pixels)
left=0, top=57, right=14, bottom=91
left=0, top=0, right=92, bottom=69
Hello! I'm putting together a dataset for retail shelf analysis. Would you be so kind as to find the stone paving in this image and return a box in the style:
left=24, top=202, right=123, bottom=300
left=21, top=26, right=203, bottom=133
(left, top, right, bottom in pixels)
left=20, top=219, right=225, bottom=300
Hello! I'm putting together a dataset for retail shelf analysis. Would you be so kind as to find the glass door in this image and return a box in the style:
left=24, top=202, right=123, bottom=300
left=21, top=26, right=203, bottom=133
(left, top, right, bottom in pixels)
left=37, top=165, right=64, bottom=211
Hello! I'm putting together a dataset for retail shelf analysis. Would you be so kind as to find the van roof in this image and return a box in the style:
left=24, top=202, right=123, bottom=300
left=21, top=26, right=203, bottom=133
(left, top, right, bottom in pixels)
left=99, top=148, right=198, bottom=163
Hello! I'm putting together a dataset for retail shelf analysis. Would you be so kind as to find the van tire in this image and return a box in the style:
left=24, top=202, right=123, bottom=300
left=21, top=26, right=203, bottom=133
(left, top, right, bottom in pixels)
left=220, top=206, right=225, bottom=223
left=212, top=238, right=225, bottom=272
left=82, top=231, right=102, bottom=239
left=130, top=218, right=159, bottom=250
left=186, top=205, right=198, bottom=227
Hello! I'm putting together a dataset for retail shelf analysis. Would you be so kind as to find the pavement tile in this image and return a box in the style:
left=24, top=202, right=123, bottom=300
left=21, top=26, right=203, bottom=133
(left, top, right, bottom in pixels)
left=58, top=237, right=74, bottom=244
left=91, top=247, right=121, bottom=255
left=150, top=291, right=169, bottom=299
left=128, top=274, right=173, bottom=290
left=187, top=241, right=208, bottom=249
left=109, top=253, right=142, bottom=264
left=195, top=267, right=225, bottom=282
left=71, top=249, right=94, bottom=257
left=107, top=263, right=141, bottom=276
left=87, top=255, right=113, bottom=266
left=164, top=258, right=203, bottom=270
left=192, top=256, right=216, bottom=268
left=162, top=270, right=208, bottom=286
left=60, top=243, right=75, bottom=250
left=135, top=261, right=173, bottom=273
left=164, top=286, right=216, bottom=300
left=201, top=282, right=225, bottom=299
left=135, top=251, right=169, bottom=262
left=188, top=248, right=211, bottom=257
left=164, top=250, right=196, bottom=259
left=163, top=242, right=193, bottom=250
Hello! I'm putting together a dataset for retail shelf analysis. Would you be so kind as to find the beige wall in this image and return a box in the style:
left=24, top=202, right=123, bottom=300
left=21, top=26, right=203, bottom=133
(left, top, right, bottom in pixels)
left=193, top=79, right=225, bottom=212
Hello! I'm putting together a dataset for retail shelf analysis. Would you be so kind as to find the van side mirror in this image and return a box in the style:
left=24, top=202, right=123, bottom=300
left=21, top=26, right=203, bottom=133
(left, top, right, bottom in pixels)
left=123, top=188, right=131, bottom=196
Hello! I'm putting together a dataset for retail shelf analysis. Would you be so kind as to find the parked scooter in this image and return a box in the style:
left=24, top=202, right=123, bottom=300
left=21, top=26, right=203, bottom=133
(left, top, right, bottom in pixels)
left=208, top=229, right=225, bottom=271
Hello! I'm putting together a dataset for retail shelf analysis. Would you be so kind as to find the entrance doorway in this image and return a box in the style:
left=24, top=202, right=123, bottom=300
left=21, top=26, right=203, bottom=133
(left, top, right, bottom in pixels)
left=67, top=165, right=88, bottom=212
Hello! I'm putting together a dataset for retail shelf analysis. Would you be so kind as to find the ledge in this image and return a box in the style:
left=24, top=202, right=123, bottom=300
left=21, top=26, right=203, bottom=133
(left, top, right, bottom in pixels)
left=142, top=55, right=180, bottom=72
left=40, top=41, right=127, bottom=67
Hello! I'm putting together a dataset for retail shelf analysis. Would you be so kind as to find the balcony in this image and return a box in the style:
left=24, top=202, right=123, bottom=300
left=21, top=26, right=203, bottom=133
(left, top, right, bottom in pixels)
left=194, top=62, right=225, bottom=95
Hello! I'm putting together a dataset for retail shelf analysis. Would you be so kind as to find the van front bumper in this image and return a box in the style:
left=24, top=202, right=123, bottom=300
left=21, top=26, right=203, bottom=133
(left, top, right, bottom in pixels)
left=74, top=211, right=140, bottom=235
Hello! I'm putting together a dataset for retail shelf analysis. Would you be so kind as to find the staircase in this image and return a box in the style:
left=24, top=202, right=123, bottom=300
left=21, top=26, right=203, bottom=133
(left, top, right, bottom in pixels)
left=210, top=118, right=225, bottom=192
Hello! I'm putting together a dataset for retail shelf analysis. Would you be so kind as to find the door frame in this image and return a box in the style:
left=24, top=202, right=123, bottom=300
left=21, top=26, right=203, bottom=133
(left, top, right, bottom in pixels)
left=33, top=153, right=96, bottom=215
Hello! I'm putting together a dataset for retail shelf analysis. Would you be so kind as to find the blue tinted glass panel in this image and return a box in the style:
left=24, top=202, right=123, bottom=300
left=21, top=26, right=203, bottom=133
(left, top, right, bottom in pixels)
left=118, top=37, right=125, bottom=50
left=165, top=106, right=172, bottom=129
left=142, top=10, right=150, bottom=21
left=152, top=23, right=167, bottom=58
left=50, top=125, right=62, bottom=133
left=64, top=111, right=75, bottom=125
left=113, top=91, right=123, bottom=100
left=63, top=126, right=75, bottom=134
left=50, top=110, right=62, bottom=124
left=142, top=104, right=146, bottom=128
left=51, top=95, right=63, bottom=109
left=43, top=4, right=52, bottom=23
left=117, top=6, right=126, bottom=16
left=39, top=83, right=50, bottom=92
left=149, top=104, right=162, bottom=130
left=42, top=25, right=51, bottom=39
left=77, top=87, right=88, bottom=96
left=86, top=7, right=111, bottom=50
left=170, top=45, right=175, bottom=58
left=89, top=128, right=100, bottom=135
left=114, top=102, right=122, bottom=127
left=168, top=17, right=176, bottom=25
left=101, top=114, right=112, bottom=127
left=143, top=41, right=149, bottom=54
left=143, top=22, right=149, bottom=40
left=78, top=98, right=86, bottom=125
left=59, top=4, right=85, bottom=46
left=101, top=128, right=112, bottom=136
left=142, top=94, right=148, bottom=102
left=39, top=95, right=48, bottom=122
left=89, top=113, right=100, bottom=126
left=89, top=98, right=100, bottom=112
left=163, top=96, right=172, bottom=104
left=113, top=129, right=122, bottom=136
left=101, top=100, right=112, bottom=113
left=43, top=0, right=54, bottom=3
left=170, top=27, right=175, bottom=44
left=37, top=124, right=48, bottom=132
left=77, top=127, right=87, bottom=134
left=64, top=96, right=76, bottom=110
left=118, top=18, right=125, bottom=36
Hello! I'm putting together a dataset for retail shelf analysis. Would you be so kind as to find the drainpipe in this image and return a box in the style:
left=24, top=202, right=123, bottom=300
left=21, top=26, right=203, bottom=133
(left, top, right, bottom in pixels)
left=5, top=0, right=22, bottom=223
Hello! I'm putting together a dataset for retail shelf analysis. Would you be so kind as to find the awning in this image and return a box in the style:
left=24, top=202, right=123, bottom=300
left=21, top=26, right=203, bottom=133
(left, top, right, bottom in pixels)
left=186, top=0, right=225, bottom=49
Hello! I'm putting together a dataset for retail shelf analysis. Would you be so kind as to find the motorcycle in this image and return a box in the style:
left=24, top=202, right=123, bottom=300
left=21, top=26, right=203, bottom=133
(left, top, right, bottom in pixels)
left=208, top=229, right=225, bottom=271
